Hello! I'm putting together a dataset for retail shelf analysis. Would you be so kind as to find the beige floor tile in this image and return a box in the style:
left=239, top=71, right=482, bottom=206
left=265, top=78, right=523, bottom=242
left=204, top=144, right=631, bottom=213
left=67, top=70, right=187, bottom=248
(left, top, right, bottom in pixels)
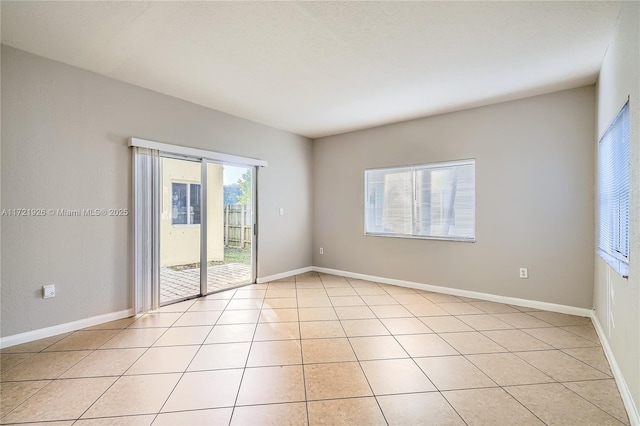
left=405, top=303, right=449, bottom=317
left=563, top=379, right=629, bottom=424
left=247, top=340, right=302, bottom=367
left=297, top=296, right=332, bottom=308
left=0, top=380, right=50, bottom=418
left=296, top=279, right=322, bottom=287
left=415, top=356, right=496, bottom=390
left=527, top=311, right=591, bottom=326
left=100, top=328, right=168, bottom=349
left=84, top=317, right=138, bottom=330
left=505, top=383, right=624, bottom=425
left=43, top=330, right=120, bottom=351
left=456, top=314, right=514, bottom=331
left=562, top=347, right=613, bottom=375
left=0, top=353, right=33, bottom=371
left=216, top=310, right=260, bottom=325
left=492, top=312, right=552, bottom=328
left=203, top=289, right=236, bottom=299
left=226, top=299, right=263, bottom=310
left=444, top=387, right=544, bottom=425
left=304, top=362, right=372, bottom=400
left=370, top=304, right=413, bottom=318
left=515, top=350, right=609, bottom=381
left=381, top=317, right=432, bottom=334
left=188, top=342, right=251, bottom=371
left=561, top=325, right=600, bottom=342
left=523, top=327, right=598, bottom=349
left=188, top=300, right=230, bottom=311
left=480, top=329, right=552, bottom=352
left=349, top=336, right=409, bottom=360
left=1, top=351, right=91, bottom=381
left=301, top=338, right=356, bottom=364
left=341, top=319, right=389, bottom=337
left=231, top=402, right=307, bottom=425
left=2, top=421, right=74, bottom=426
left=205, top=324, right=256, bottom=344
left=299, top=320, right=346, bottom=339
left=236, top=365, right=305, bottom=405
left=2, top=377, right=115, bottom=423
left=156, top=300, right=196, bottom=313
left=265, top=288, right=297, bottom=298
left=467, top=353, right=553, bottom=386
left=360, top=294, right=399, bottom=305
left=75, top=414, right=155, bottom=425
left=470, top=301, right=519, bottom=314
left=153, top=326, right=212, bottom=346
left=234, top=289, right=266, bottom=299
left=438, top=303, right=485, bottom=315
left=125, top=345, right=199, bottom=375
left=321, top=280, right=351, bottom=289
left=308, top=397, right=386, bottom=426
left=354, top=286, right=388, bottom=296
left=325, top=287, right=357, bottom=296
left=381, top=285, right=417, bottom=295
left=262, top=298, right=298, bottom=309
left=0, top=333, right=71, bottom=354
left=299, top=289, right=328, bottom=300
left=330, top=295, right=366, bottom=306
left=420, top=316, right=474, bottom=333
left=268, top=279, right=295, bottom=285
left=378, top=392, right=466, bottom=426
left=361, top=358, right=436, bottom=395
left=392, top=294, right=430, bottom=304
left=253, top=322, right=300, bottom=341
left=129, top=313, right=181, bottom=328
left=334, top=306, right=376, bottom=320
left=60, top=348, right=145, bottom=378
left=161, top=370, right=243, bottom=412
left=173, top=311, right=222, bottom=326
left=259, top=308, right=299, bottom=323
left=440, top=332, right=508, bottom=354
left=154, top=408, right=232, bottom=426
left=396, top=334, right=459, bottom=357
left=298, top=307, right=338, bottom=321
left=423, top=293, right=465, bottom=304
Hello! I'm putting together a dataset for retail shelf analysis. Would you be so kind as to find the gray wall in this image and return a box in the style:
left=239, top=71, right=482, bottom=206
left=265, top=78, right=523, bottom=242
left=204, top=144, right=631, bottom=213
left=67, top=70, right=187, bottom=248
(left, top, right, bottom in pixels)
left=1, top=46, right=313, bottom=337
left=313, top=86, right=595, bottom=308
left=594, top=1, right=640, bottom=415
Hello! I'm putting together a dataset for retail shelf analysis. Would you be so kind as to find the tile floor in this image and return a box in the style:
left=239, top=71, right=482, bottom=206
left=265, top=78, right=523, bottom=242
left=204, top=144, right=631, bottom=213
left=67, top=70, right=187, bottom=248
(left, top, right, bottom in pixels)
left=0, top=272, right=630, bottom=425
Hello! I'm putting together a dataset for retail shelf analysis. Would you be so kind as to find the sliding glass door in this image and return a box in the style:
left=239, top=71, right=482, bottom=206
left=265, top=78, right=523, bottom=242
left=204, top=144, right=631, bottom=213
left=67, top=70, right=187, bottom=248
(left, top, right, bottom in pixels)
left=157, top=157, right=256, bottom=306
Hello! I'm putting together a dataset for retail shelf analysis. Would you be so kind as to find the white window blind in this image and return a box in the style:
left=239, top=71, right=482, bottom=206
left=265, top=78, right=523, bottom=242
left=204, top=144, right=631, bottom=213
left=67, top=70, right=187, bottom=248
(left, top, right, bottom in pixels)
left=598, top=100, right=630, bottom=277
left=365, top=159, right=475, bottom=241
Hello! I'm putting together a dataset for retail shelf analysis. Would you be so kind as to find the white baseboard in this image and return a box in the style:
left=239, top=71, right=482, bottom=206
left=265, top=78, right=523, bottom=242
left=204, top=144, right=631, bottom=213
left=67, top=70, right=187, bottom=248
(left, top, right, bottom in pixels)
left=0, top=309, right=135, bottom=349
left=257, top=266, right=313, bottom=284
left=313, top=266, right=593, bottom=317
left=592, top=313, right=640, bottom=426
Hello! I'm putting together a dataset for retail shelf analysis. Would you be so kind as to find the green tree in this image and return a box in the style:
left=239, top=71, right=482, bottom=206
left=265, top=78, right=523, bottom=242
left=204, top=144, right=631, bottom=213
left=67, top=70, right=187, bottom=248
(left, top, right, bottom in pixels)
left=237, top=170, right=252, bottom=205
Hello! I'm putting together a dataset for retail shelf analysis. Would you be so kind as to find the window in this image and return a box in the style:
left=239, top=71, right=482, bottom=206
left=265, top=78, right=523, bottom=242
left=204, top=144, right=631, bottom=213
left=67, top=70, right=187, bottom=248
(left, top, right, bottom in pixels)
left=365, top=159, right=475, bottom=241
left=171, top=182, right=201, bottom=225
left=598, top=100, right=630, bottom=277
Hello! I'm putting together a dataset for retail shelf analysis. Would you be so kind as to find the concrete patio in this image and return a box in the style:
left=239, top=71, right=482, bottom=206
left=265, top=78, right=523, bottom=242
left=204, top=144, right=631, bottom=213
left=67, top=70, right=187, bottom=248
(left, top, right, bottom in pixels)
left=160, top=263, right=252, bottom=304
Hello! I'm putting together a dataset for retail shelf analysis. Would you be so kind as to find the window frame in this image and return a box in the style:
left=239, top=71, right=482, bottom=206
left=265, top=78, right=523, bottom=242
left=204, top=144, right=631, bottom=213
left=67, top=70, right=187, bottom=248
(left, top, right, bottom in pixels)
left=597, top=100, right=630, bottom=278
left=171, top=181, right=201, bottom=226
left=364, top=159, right=476, bottom=242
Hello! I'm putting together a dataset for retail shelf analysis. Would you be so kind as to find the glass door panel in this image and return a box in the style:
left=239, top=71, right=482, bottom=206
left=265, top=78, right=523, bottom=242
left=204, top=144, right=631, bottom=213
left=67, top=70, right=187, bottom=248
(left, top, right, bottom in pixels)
left=206, top=163, right=254, bottom=293
left=159, top=157, right=202, bottom=305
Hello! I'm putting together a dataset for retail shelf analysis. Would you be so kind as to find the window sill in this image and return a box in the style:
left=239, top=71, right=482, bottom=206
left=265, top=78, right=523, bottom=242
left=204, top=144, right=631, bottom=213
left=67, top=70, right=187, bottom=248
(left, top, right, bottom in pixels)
left=597, top=249, right=629, bottom=278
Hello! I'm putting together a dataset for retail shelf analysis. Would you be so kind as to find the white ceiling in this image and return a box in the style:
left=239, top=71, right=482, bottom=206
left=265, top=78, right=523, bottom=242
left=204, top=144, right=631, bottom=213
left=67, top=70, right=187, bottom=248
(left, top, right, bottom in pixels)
left=1, top=1, right=622, bottom=138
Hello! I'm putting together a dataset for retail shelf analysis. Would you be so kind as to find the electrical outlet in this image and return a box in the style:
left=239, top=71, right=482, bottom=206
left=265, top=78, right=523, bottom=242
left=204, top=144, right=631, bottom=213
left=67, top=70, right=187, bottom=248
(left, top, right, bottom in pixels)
left=43, top=285, right=56, bottom=298
left=279, top=208, right=284, bottom=216
left=519, top=268, right=528, bottom=279
left=319, top=247, right=324, bottom=255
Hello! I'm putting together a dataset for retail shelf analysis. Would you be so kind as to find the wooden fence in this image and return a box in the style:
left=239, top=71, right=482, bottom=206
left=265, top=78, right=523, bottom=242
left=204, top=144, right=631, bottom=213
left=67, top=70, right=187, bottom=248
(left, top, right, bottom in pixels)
left=224, top=205, right=252, bottom=249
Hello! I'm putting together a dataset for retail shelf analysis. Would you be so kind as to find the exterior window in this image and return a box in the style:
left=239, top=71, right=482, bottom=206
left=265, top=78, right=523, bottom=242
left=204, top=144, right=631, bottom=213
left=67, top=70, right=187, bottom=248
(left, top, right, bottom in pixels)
left=171, top=182, right=201, bottom=225
left=598, top=101, right=630, bottom=277
left=365, top=159, right=475, bottom=241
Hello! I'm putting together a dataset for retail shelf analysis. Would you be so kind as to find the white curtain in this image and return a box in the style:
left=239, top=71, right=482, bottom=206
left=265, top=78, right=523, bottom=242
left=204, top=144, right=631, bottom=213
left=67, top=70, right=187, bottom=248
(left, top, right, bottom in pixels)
left=133, top=147, right=160, bottom=313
